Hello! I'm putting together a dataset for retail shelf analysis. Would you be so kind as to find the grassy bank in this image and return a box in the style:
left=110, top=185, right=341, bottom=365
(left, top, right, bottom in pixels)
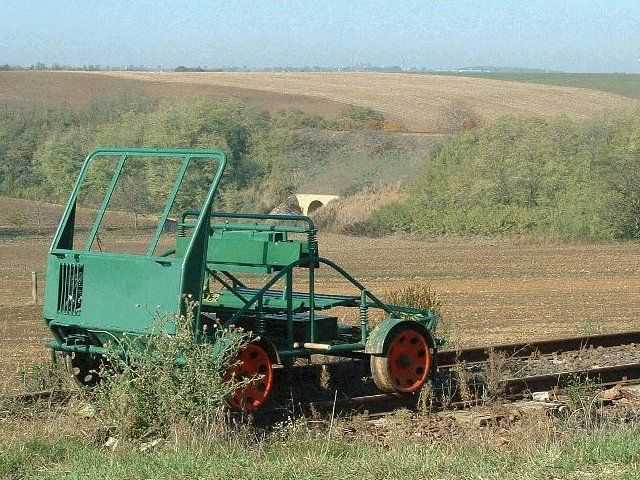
left=2, top=423, right=640, bottom=479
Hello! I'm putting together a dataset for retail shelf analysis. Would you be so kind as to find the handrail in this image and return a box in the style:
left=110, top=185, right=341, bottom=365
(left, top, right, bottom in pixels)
left=211, top=211, right=316, bottom=233
left=317, top=257, right=392, bottom=314
left=179, top=209, right=316, bottom=233
left=50, top=148, right=226, bottom=254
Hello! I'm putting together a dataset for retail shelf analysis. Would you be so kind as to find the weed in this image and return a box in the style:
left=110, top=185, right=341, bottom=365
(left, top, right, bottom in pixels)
left=452, top=361, right=473, bottom=403
left=319, top=364, right=332, bottom=391
left=482, top=349, right=507, bottom=403
left=562, top=377, right=604, bottom=429
left=437, top=317, right=462, bottom=351
left=580, top=317, right=605, bottom=336
left=385, top=282, right=443, bottom=316
left=417, top=383, right=433, bottom=414
left=92, top=300, right=248, bottom=441
left=18, top=357, right=70, bottom=393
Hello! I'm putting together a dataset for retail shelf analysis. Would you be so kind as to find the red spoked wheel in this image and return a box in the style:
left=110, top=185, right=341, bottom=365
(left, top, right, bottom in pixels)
left=371, top=327, right=432, bottom=394
left=227, top=343, right=274, bottom=412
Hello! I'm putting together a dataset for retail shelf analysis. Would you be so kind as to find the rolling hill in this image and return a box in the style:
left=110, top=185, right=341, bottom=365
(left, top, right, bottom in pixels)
left=99, top=71, right=639, bottom=132
left=1, top=71, right=637, bottom=133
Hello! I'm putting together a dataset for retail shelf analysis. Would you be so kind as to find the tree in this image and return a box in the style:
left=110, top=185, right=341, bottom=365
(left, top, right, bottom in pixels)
left=603, top=153, right=640, bottom=239
left=225, top=126, right=250, bottom=185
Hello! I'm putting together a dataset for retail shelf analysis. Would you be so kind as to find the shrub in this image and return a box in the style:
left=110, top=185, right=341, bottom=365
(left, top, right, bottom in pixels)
left=363, top=111, right=640, bottom=240
left=437, top=101, right=481, bottom=134
left=312, top=184, right=405, bottom=235
left=358, top=201, right=414, bottom=236
left=330, top=106, right=385, bottom=130
left=384, top=283, right=442, bottom=316
left=93, top=303, right=248, bottom=440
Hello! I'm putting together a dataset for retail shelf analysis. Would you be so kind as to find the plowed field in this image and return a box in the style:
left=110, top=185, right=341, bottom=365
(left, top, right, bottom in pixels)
left=100, top=71, right=639, bottom=131
left=2, top=232, right=639, bottom=393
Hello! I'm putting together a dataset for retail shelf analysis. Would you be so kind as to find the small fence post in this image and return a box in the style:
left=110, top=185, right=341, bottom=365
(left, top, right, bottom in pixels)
left=31, top=271, right=38, bottom=305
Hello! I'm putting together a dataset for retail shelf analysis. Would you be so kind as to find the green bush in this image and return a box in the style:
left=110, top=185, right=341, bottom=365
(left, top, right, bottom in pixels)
left=94, top=304, right=247, bottom=440
left=0, top=96, right=309, bottom=212
left=366, top=112, right=640, bottom=240
left=326, top=106, right=385, bottom=130
left=351, top=201, right=413, bottom=236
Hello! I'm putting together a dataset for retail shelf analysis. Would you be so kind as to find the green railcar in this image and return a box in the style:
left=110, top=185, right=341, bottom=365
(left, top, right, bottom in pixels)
left=44, top=148, right=440, bottom=410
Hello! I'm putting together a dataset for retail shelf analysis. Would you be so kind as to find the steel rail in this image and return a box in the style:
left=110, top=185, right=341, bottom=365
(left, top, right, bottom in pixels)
left=436, top=330, right=640, bottom=367
left=501, top=361, right=640, bottom=397
left=6, top=362, right=640, bottom=420
left=265, top=330, right=640, bottom=376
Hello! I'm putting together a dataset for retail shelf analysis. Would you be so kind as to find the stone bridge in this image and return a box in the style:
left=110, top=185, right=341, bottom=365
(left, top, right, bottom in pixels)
left=295, top=194, right=340, bottom=215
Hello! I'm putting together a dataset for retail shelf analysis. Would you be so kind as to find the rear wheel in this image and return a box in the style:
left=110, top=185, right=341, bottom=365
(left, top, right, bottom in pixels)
left=371, top=326, right=432, bottom=393
left=64, top=352, right=102, bottom=387
left=227, top=343, right=274, bottom=412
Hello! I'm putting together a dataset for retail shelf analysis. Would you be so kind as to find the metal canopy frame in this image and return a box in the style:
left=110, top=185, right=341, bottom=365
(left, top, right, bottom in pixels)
left=50, top=148, right=226, bottom=260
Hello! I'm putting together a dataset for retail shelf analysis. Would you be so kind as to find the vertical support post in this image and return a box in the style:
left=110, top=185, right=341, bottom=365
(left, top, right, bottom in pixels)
left=308, top=229, right=317, bottom=343
left=256, top=295, right=265, bottom=335
left=309, top=264, right=315, bottom=342
left=360, top=289, right=369, bottom=343
left=31, top=271, right=38, bottom=305
left=146, top=156, right=191, bottom=256
left=286, top=268, right=293, bottom=347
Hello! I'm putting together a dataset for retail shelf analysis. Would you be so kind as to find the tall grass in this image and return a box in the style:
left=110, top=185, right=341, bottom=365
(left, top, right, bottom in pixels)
left=312, top=184, right=405, bottom=235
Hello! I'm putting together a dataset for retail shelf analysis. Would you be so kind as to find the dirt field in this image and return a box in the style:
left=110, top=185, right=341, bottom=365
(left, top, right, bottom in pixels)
left=2, top=71, right=637, bottom=133
left=100, top=71, right=640, bottom=132
left=2, top=230, right=640, bottom=393
left=0, top=71, right=345, bottom=119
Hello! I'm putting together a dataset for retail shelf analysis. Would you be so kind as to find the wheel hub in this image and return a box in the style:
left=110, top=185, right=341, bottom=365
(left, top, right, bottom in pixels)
left=386, top=330, right=431, bottom=392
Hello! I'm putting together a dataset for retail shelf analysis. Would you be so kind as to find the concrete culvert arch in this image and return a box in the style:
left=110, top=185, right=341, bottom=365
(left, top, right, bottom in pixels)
left=295, top=194, right=340, bottom=215
left=307, top=200, right=324, bottom=215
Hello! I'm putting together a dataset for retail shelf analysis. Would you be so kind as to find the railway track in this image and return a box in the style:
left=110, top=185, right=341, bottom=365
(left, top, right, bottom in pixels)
left=281, top=361, right=640, bottom=419
left=266, top=330, right=640, bottom=417
left=435, top=330, right=640, bottom=367
left=4, top=330, right=640, bottom=420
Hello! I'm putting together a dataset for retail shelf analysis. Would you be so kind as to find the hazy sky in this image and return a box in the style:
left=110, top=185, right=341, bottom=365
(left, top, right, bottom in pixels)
left=1, top=0, right=639, bottom=72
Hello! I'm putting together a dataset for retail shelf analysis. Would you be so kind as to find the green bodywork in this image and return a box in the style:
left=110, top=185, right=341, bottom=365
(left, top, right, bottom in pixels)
left=44, top=147, right=439, bottom=363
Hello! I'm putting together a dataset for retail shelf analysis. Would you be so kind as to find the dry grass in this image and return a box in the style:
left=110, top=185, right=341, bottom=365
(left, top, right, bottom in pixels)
left=99, top=71, right=640, bottom=132
left=384, top=283, right=442, bottom=314
left=312, top=184, right=405, bottom=234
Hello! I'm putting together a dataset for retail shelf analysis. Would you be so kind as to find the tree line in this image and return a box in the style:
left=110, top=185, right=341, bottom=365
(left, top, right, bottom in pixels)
left=3, top=92, right=639, bottom=240
left=0, top=95, right=384, bottom=218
